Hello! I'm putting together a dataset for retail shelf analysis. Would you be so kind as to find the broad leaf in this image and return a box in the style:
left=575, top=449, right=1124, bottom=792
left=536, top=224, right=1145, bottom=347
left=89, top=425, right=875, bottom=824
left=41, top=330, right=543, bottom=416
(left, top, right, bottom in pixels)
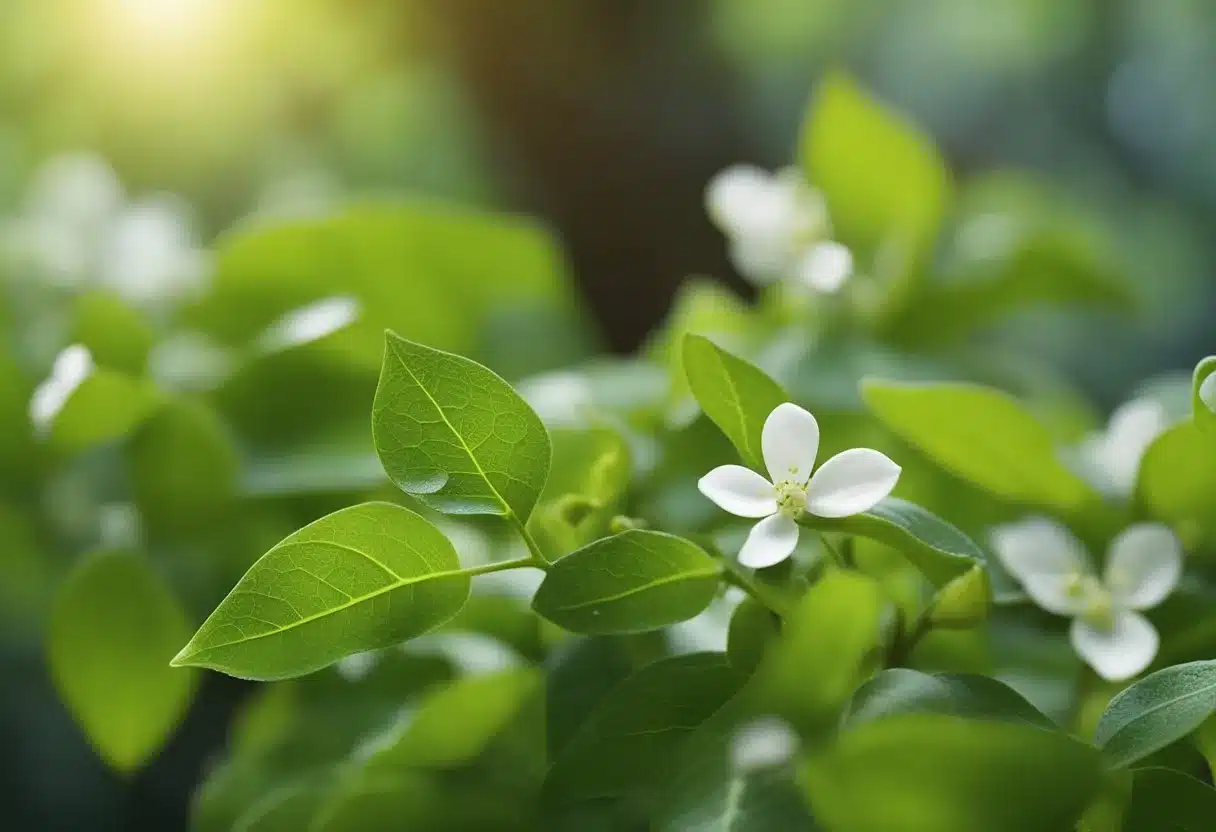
left=50, top=368, right=162, bottom=451
left=1094, top=660, right=1216, bottom=769
left=231, top=777, right=329, bottom=832
left=806, top=497, right=984, bottom=587
left=544, top=637, right=636, bottom=761
left=746, top=570, right=883, bottom=733
left=844, top=668, right=1054, bottom=728
left=545, top=652, right=742, bottom=802
left=658, top=767, right=815, bottom=832
left=172, top=502, right=471, bottom=680
left=681, top=334, right=788, bottom=471
left=372, top=332, right=551, bottom=520
left=532, top=530, right=722, bottom=635
left=862, top=380, right=1096, bottom=510
left=800, top=715, right=1104, bottom=832
left=49, top=550, right=197, bottom=772
left=1137, top=421, right=1216, bottom=546
left=71, top=291, right=155, bottom=374
left=1125, top=767, right=1216, bottom=832
left=800, top=72, right=950, bottom=262
left=726, top=597, right=780, bottom=676
left=1194, top=356, right=1216, bottom=432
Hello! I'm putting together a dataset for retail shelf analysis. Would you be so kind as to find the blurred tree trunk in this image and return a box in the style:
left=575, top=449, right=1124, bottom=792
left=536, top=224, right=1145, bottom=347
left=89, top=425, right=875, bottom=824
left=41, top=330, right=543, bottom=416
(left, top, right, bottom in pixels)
left=432, top=0, right=754, bottom=352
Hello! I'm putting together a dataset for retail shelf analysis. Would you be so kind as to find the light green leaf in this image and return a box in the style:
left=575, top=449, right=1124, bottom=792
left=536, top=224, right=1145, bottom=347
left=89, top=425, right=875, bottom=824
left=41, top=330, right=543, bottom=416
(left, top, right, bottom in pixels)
left=366, top=668, right=541, bottom=769
left=1094, top=660, right=1216, bottom=769
left=800, top=71, right=950, bottom=261
left=1136, top=422, right=1216, bottom=545
left=49, top=550, right=197, bottom=772
left=231, top=777, right=329, bottom=832
left=805, top=497, right=984, bottom=587
left=50, top=368, right=162, bottom=451
left=746, top=570, right=883, bottom=733
left=1193, top=356, right=1216, bottom=433
left=726, top=597, right=780, bottom=676
left=845, top=668, right=1054, bottom=728
left=311, top=770, right=527, bottom=832
left=681, top=334, right=789, bottom=471
left=372, top=332, right=551, bottom=520
left=71, top=291, right=155, bottom=374
left=801, top=715, right=1104, bottom=832
left=172, top=502, right=471, bottom=680
left=862, top=380, right=1096, bottom=510
left=531, top=530, right=722, bottom=635
left=1124, top=768, right=1216, bottom=832
left=545, top=652, right=742, bottom=802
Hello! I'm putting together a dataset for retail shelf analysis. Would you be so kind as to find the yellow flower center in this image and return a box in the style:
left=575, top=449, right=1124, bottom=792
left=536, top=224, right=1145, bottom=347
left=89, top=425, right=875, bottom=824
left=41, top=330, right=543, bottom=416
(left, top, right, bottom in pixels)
left=774, top=477, right=808, bottom=519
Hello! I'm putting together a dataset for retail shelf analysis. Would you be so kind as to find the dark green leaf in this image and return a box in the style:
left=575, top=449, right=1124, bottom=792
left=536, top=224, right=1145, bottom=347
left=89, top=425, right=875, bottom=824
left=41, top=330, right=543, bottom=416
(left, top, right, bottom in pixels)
left=1125, top=768, right=1216, bottom=832
left=532, top=530, right=722, bottom=635
left=727, top=597, right=780, bottom=676
left=372, top=332, right=551, bottom=520
left=172, top=502, right=471, bottom=680
left=49, top=550, right=197, bottom=772
left=1095, top=660, right=1216, bottom=769
left=845, top=668, right=1054, bottom=728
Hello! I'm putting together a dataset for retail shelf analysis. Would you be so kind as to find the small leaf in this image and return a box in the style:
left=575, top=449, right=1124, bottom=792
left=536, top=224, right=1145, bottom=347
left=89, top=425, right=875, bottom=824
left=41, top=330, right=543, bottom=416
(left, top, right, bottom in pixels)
left=845, top=668, right=1054, bottom=729
left=800, top=72, right=950, bottom=260
left=372, top=332, right=551, bottom=520
left=532, top=530, right=722, bottom=635
left=1124, top=767, right=1216, bottom=832
left=800, top=715, right=1104, bottom=832
left=805, top=497, right=983, bottom=587
left=49, top=550, right=197, bottom=772
left=1094, top=660, right=1216, bottom=769
left=727, top=597, right=780, bottom=676
left=71, top=291, right=155, bottom=374
left=232, top=777, right=330, bottom=832
left=545, top=652, right=742, bottom=802
left=366, top=668, right=541, bottom=769
left=1136, top=422, right=1216, bottom=545
left=1194, top=356, right=1216, bottom=432
left=927, top=566, right=991, bottom=628
left=172, top=502, right=471, bottom=680
left=747, top=570, right=883, bottom=734
left=681, top=334, right=788, bottom=471
left=50, top=369, right=162, bottom=451
left=862, top=380, right=1096, bottom=510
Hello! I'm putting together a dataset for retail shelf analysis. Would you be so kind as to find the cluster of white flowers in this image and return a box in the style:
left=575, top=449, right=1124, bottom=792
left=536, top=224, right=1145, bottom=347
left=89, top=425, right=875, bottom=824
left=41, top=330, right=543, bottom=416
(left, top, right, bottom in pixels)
left=992, top=517, right=1181, bottom=681
left=699, top=403, right=901, bottom=568
left=2, top=153, right=207, bottom=308
left=706, top=165, right=853, bottom=294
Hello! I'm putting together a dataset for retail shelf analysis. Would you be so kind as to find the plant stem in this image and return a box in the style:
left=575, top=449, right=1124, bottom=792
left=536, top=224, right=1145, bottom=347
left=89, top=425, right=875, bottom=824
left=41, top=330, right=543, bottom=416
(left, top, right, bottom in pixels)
left=818, top=533, right=851, bottom=569
left=723, top=564, right=795, bottom=619
left=887, top=611, right=933, bottom=667
left=508, top=512, right=552, bottom=568
left=461, top=555, right=539, bottom=577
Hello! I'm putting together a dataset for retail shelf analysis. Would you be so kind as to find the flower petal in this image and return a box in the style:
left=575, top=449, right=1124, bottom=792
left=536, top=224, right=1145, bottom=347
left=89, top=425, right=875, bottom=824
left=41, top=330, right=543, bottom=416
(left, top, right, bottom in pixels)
left=804, top=448, right=900, bottom=518
left=728, top=236, right=790, bottom=287
left=1200, top=373, right=1216, bottom=414
left=797, top=241, right=853, bottom=293
left=1070, top=611, right=1158, bottom=682
left=1104, top=523, right=1182, bottom=610
left=761, top=402, right=819, bottom=484
left=738, top=513, right=800, bottom=569
left=989, top=517, right=1091, bottom=585
left=706, top=165, right=778, bottom=238
left=698, top=465, right=777, bottom=518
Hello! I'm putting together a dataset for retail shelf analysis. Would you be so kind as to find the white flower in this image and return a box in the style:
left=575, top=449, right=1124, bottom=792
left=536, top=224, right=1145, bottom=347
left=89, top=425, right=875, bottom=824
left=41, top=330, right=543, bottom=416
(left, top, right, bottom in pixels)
left=29, top=344, right=94, bottom=434
left=705, top=165, right=853, bottom=293
left=1076, top=398, right=1169, bottom=497
left=1200, top=373, right=1216, bottom=415
left=698, top=402, right=901, bottom=568
left=255, top=295, right=361, bottom=354
left=991, top=518, right=1182, bottom=682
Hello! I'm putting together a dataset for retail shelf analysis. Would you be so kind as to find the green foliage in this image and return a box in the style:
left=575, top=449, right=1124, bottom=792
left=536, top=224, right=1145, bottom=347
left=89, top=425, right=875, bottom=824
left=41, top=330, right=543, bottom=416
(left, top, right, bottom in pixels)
left=49, top=550, right=197, bottom=772
left=800, top=715, right=1104, bottom=832
left=1094, top=660, right=1216, bottom=769
left=863, top=380, right=1096, bottom=510
left=71, top=291, right=155, bottom=374
left=844, top=668, right=1054, bottom=728
left=172, top=502, right=471, bottom=680
left=1136, top=422, right=1216, bottom=545
left=532, top=530, right=722, bottom=634
left=1124, top=768, right=1216, bottom=832
left=373, top=331, right=552, bottom=520
left=50, top=367, right=162, bottom=451
left=681, top=333, right=788, bottom=471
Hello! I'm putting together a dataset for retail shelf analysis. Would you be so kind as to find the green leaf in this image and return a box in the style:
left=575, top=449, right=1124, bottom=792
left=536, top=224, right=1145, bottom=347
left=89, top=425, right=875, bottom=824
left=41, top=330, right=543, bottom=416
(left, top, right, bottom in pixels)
left=1194, top=357, right=1216, bottom=432
left=366, top=668, right=541, bottom=769
left=845, top=668, right=1054, bottom=728
left=172, top=502, right=471, bottom=680
left=800, top=715, right=1104, bottom=832
left=71, top=291, right=155, bottom=374
left=727, top=597, right=780, bottom=676
left=862, top=380, right=1096, bottom=510
left=800, top=72, right=950, bottom=260
left=531, top=530, right=722, bottom=635
left=545, top=652, right=742, bottom=802
left=372, top=331, right=551, bottom=520
left=658, top=767, right=816, bottom=832
left=49, top=367, right=162, bottom=451
left=746, top=570, right=883, bottom=734
left=129, top=398, right=238, bottom=540
left=545, top=637, right=636, bottom=761
left=1136, top=422, right=1216, bottom=547
left=1124, top=768, right=1216, bottom=832
left=231, top=777, right=329, bottom=832
left=1094, top=660, right=1216, bottom=769
left=49, top=550, right=198, bottom=772
left=805, top=497, right=984, bottom=587
left=681, top=334, right=789, bottom=471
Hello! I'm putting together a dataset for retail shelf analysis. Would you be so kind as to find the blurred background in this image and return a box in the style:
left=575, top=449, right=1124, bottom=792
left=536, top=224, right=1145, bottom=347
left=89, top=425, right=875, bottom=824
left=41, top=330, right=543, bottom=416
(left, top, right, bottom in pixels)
left=2, top=0, right=1215, bottom=829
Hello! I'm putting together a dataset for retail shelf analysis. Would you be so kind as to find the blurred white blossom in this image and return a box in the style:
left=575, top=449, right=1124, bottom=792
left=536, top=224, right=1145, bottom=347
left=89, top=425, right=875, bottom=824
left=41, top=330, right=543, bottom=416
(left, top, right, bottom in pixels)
left=29, top=344, right=93, bottom=434
left=1076, top=398, right=1169, bottom=497
left=1200, top=374, right=1216, bottom=415
left=730, top=717, right=799, bottom=772
left=255, top=295, right=361, bottom=354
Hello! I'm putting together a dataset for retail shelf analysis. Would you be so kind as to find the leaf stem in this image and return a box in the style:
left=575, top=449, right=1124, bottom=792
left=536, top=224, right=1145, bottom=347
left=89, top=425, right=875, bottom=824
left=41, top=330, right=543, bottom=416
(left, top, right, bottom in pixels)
left=818, top=533, right=852, bottom=569
left=461, top=555, right=539, bottom=577
left=887, top=610, right=933, bottom=667
left=507, top=512, right=552, bottom=569
left=722, top=564, right=795, bottom=619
